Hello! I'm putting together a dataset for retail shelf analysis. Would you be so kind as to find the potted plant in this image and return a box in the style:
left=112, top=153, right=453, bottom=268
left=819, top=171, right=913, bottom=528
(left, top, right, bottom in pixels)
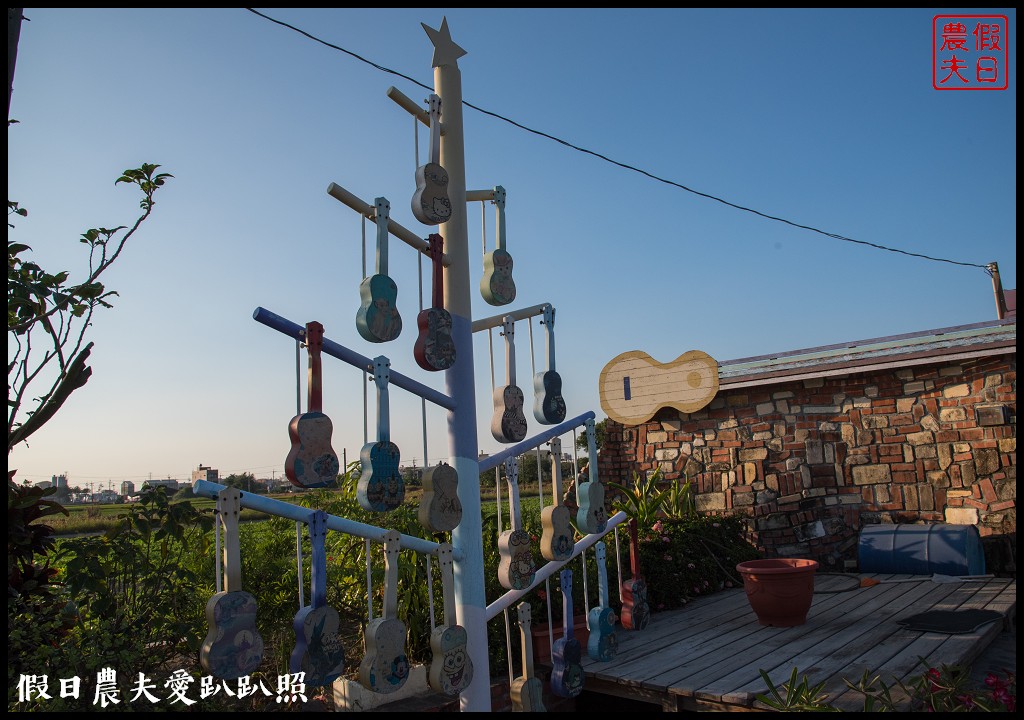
left=736, top=558, right=818, bottom=627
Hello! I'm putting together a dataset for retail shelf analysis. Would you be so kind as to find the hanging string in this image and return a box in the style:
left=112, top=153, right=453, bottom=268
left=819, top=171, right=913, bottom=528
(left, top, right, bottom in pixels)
left=365, top=538, right=374, bottom=621
left=296, top=521, right=306, bottom=609
left=614, top=524, right=624, bottom=590
left=504, top=607, right=514, bottom=689
left=495, top=465, right=503, bottom=535
left=361, top=215, right=369, bottom=447
left=214, top=508, right=223, bottom=593
left=425, top=553, right=436, bottom=631
left=419, top=247, right=429, bottom=469
left=295, top=339, right=302, bottom=417
left=361, top=214, right=367, bottom=279
left=483, top=203, right=496, bottom=390
left=580, top=548, right=590, bottom=616
left=528, top=316, right=537, bottom=377
left=481, top=198, right=487, bottom=270
left=413, top=114, right=419, bottom=168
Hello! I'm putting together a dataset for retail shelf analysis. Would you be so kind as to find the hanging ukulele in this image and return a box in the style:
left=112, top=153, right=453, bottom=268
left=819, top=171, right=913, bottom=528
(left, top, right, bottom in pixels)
left=550, top=568, right=585, bottom=699
left=290, top=510, right=346, bottom=686
left=356, top=197, right=402, bottom=343
left=480, top=185, right=516, bottom=306
left=586, top=541, right=618, bottom=662
left=357, top=356, right=404, bottom=512
left=359, top=531, right=410, bottom=694
left=532, top=304, right=566, bottom=425
left=576, top=417, right=607, bottom=534
left=418, top=461, right=462, bottom=533
left=490, top=315, right=527, bottom=444
left=619, top=518, right=651, bottom=631
left=497, top=457, right=536, bottom=591
left=510, top=602, right=546, bottom=712
left=285, top=321, right=341, bottom=489
left=427, top=543, right=474, bottom=696
left=200, top=487, right=265, bottom=679
left=413, top=233, right=456, bottom=372
left=540, top=437, right=574, bottom=562
left=411, top=93, right=451, bottom=225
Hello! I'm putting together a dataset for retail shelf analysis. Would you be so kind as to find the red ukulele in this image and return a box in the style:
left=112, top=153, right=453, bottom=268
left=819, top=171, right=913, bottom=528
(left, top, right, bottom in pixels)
left=413, top=233, right=456, bottom=372
left=619, top=518, right=650, bottom=631
left=285, top=321, right=341, bottom=489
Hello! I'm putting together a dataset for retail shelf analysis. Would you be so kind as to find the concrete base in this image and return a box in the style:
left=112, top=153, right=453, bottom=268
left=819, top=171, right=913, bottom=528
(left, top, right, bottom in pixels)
left=333, top=664, right=432, bottom=712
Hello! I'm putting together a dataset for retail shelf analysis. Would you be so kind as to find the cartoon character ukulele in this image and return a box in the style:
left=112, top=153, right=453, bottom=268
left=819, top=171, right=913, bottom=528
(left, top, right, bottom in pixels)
left=532, top=304, right=566, bottom=425
left=285, top=321, right=340, bottom=489
left=357, top=356, right=404, bottom=512
left=480, top=185, right=516, bottom=306
left=290, top=510, right=346, bottom=686
left=359, top=531, right=410, bottom=694
left=540, top=437, right=574, bottom=562
left=550, top=569, right=585, bottom=699
left=356, top=197, right=402, bottom=343
left=490, top=315, right=528, bottom=444
left=619, top=518, right=650, bottom=631
left=427, top=543, right=474, bottom=696
left=510, top=602, right=546, bottom=712
left=413, top=233, right=456, bottom=372
left=497, top=457, right=536, bottom=591
left=599, top=349, right=718, bottom=425
left=411, top=93, right=451, bottom=225
left=418, top=461, right=462, bottom=533
left=576, top=417, right=607, bottom=534
left=200, top=487, right=265, bottom=679
left=586, top=541, right=618, bottom=662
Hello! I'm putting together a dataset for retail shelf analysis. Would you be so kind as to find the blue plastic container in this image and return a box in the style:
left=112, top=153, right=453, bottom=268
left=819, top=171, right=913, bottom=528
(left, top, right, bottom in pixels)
left=858, top=523, right=986, bottom=576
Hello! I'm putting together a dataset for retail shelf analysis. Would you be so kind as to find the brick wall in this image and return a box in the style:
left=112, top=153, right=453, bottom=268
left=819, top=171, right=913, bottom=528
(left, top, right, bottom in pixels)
left=599, top=355, right=1016, bottom=571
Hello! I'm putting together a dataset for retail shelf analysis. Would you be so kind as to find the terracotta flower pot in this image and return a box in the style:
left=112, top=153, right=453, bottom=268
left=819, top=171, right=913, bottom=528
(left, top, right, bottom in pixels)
left=736, top=558, right=818, bottom=627
left=530, top=615, right=590, bottom=666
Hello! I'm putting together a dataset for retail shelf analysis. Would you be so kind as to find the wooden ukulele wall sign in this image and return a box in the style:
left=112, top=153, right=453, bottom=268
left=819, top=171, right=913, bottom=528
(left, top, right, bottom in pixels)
left=427, top=543, right=474, bottom=697
left=285, top=321, right=341, bottom=489
left=413, top=233, right=456, bottom=372
left=510, top=602, right=546, bottom=712
left=356, top=197, right=402, bottom=343
left=497, top=457, right=536, bottom=591
left=418, top=461, right=462, bottom=533
left=290, top=509, right=346, bottom=686
left=540, top=437, right=574, bottom=562
left=599, top=349, right=719, bottom=425
left=200, top=487, right=265, bottom=680
left=619, top=518, right=651, bottom=631
left=411, top=93, right=451, bottom=225
left=576, top=417, right=607, bottom=535
left=533, top=304, right=566, bottom=425
left=359, top=531, right=410, bottom=694
left=357, top=356, right=404, bottom=512
left=490, top=315, right=528, bottom=444
left=550, top=568, right=585, bottom=699
left=586, top=541, right=618, bottom=662
left=480, top=185, right=516, bottom=306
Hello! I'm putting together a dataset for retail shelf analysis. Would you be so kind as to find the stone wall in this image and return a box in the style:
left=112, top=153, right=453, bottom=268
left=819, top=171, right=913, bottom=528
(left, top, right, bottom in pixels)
left=599, top=355, right=1015, bottom=571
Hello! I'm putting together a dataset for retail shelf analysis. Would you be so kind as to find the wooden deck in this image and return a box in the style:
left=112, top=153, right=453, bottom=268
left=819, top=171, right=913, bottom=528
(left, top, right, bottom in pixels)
left=579, top=573, right=1016, bottom=712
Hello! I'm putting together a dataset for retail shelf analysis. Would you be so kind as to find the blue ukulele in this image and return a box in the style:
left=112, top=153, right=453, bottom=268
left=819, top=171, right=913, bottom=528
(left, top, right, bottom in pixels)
left=356, top=197, right=402, bottom=343
left=550, top=568, right=585, bottom=698
left=357, top=356, right=404, bottom=512
left=576, top=418, right=608, bottom=534
left=532, top=304, right=566, bottom=425
left=587, top=541, right=618, bottom=662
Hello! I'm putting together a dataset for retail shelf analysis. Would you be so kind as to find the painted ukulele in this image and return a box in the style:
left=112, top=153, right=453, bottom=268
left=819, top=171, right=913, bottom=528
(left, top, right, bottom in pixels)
left=418, top=461, right=462, bottom=533
left=599, top=349, right=719, bottom=426
left=427, top=543, right=474, bottom=696
left=285, top=321, right=341, bottom=489
left=411, top=93, right=451, bottom=225
left=413, top=233, right=456, bottom=372
left=619, top=518, right=651, bottom=631
left=490, top=316, right=528, bottom=444
left=532, top=304, right=566, bottom=425
left=200, top=487, right=265, bottom=679
left=497, top=457, right=536, bottom=591
left=359, top=531, right=410, bottom=694
left=357, top=356, right=404, bottom=512
left=550, top=569, right=585, bottom=698
left=576, top=417, right=607, bottom=534
left=510, top=602, right=546, bottom=712
left=586, top=541, right=618, bottom=662
left=540, top=437, right=574, bottom=562
left=480, top=185, right=516, bottom=306
left=356, top=197, right=402, bottom=343
left=290, top=510, right=346, bottom=686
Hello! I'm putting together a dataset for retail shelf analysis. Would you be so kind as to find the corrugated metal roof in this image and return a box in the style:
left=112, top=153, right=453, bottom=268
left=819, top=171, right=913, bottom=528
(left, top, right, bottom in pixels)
left=718, top=318, right=1016, bottom=389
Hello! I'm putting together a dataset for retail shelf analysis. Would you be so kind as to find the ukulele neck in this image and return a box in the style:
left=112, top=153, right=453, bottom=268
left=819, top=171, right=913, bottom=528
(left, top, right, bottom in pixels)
left=502, top=316, right=516, bottom=388
left=305, top=321, right=324, bottom=414
left=373, top=356, right=391, bottom=443
left=542, top=304, right=556, bottom=373
left=428, top=233, right=445, bottom=309
left=427, top=94, right=442, bottom=165
left=374, top=197, right=390, bottom=277
left=493, top=186, right=507, bottom=252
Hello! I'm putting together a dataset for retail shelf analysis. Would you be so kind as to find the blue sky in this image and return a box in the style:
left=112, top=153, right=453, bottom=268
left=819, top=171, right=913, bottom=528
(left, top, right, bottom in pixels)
left=8, top=8, right=1016, bottom=489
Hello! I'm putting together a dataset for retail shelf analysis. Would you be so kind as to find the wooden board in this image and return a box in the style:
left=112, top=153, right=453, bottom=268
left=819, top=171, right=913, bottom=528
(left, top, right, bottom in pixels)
left=599, top=350, right=719, bottom=426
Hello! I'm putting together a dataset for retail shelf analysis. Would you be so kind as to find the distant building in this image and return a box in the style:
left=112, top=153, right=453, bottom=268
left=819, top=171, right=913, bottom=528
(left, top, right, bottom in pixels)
left=192, top=465, right=219, bottom=483
left=121, top=481, right=135, bottom=496
left=143, top=479, right=180, bottom=492
left=52, top=474, right=68, bottom=489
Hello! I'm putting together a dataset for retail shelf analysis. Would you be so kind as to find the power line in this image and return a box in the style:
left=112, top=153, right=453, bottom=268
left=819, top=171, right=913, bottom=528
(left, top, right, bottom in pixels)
left=244, top=8, right=991, bottom=275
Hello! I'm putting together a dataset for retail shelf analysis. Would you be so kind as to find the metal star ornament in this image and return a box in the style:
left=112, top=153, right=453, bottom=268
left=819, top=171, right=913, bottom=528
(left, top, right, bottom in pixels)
left=421, top=17, right=467, bottom=68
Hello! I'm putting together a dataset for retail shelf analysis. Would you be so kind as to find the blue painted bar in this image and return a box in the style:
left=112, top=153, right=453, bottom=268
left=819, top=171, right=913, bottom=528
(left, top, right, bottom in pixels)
left=192, top=479, right=459, bottom=559
left=478, top=410, right=596, bottom=474
left=252, top=306, right=456, bottom=412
